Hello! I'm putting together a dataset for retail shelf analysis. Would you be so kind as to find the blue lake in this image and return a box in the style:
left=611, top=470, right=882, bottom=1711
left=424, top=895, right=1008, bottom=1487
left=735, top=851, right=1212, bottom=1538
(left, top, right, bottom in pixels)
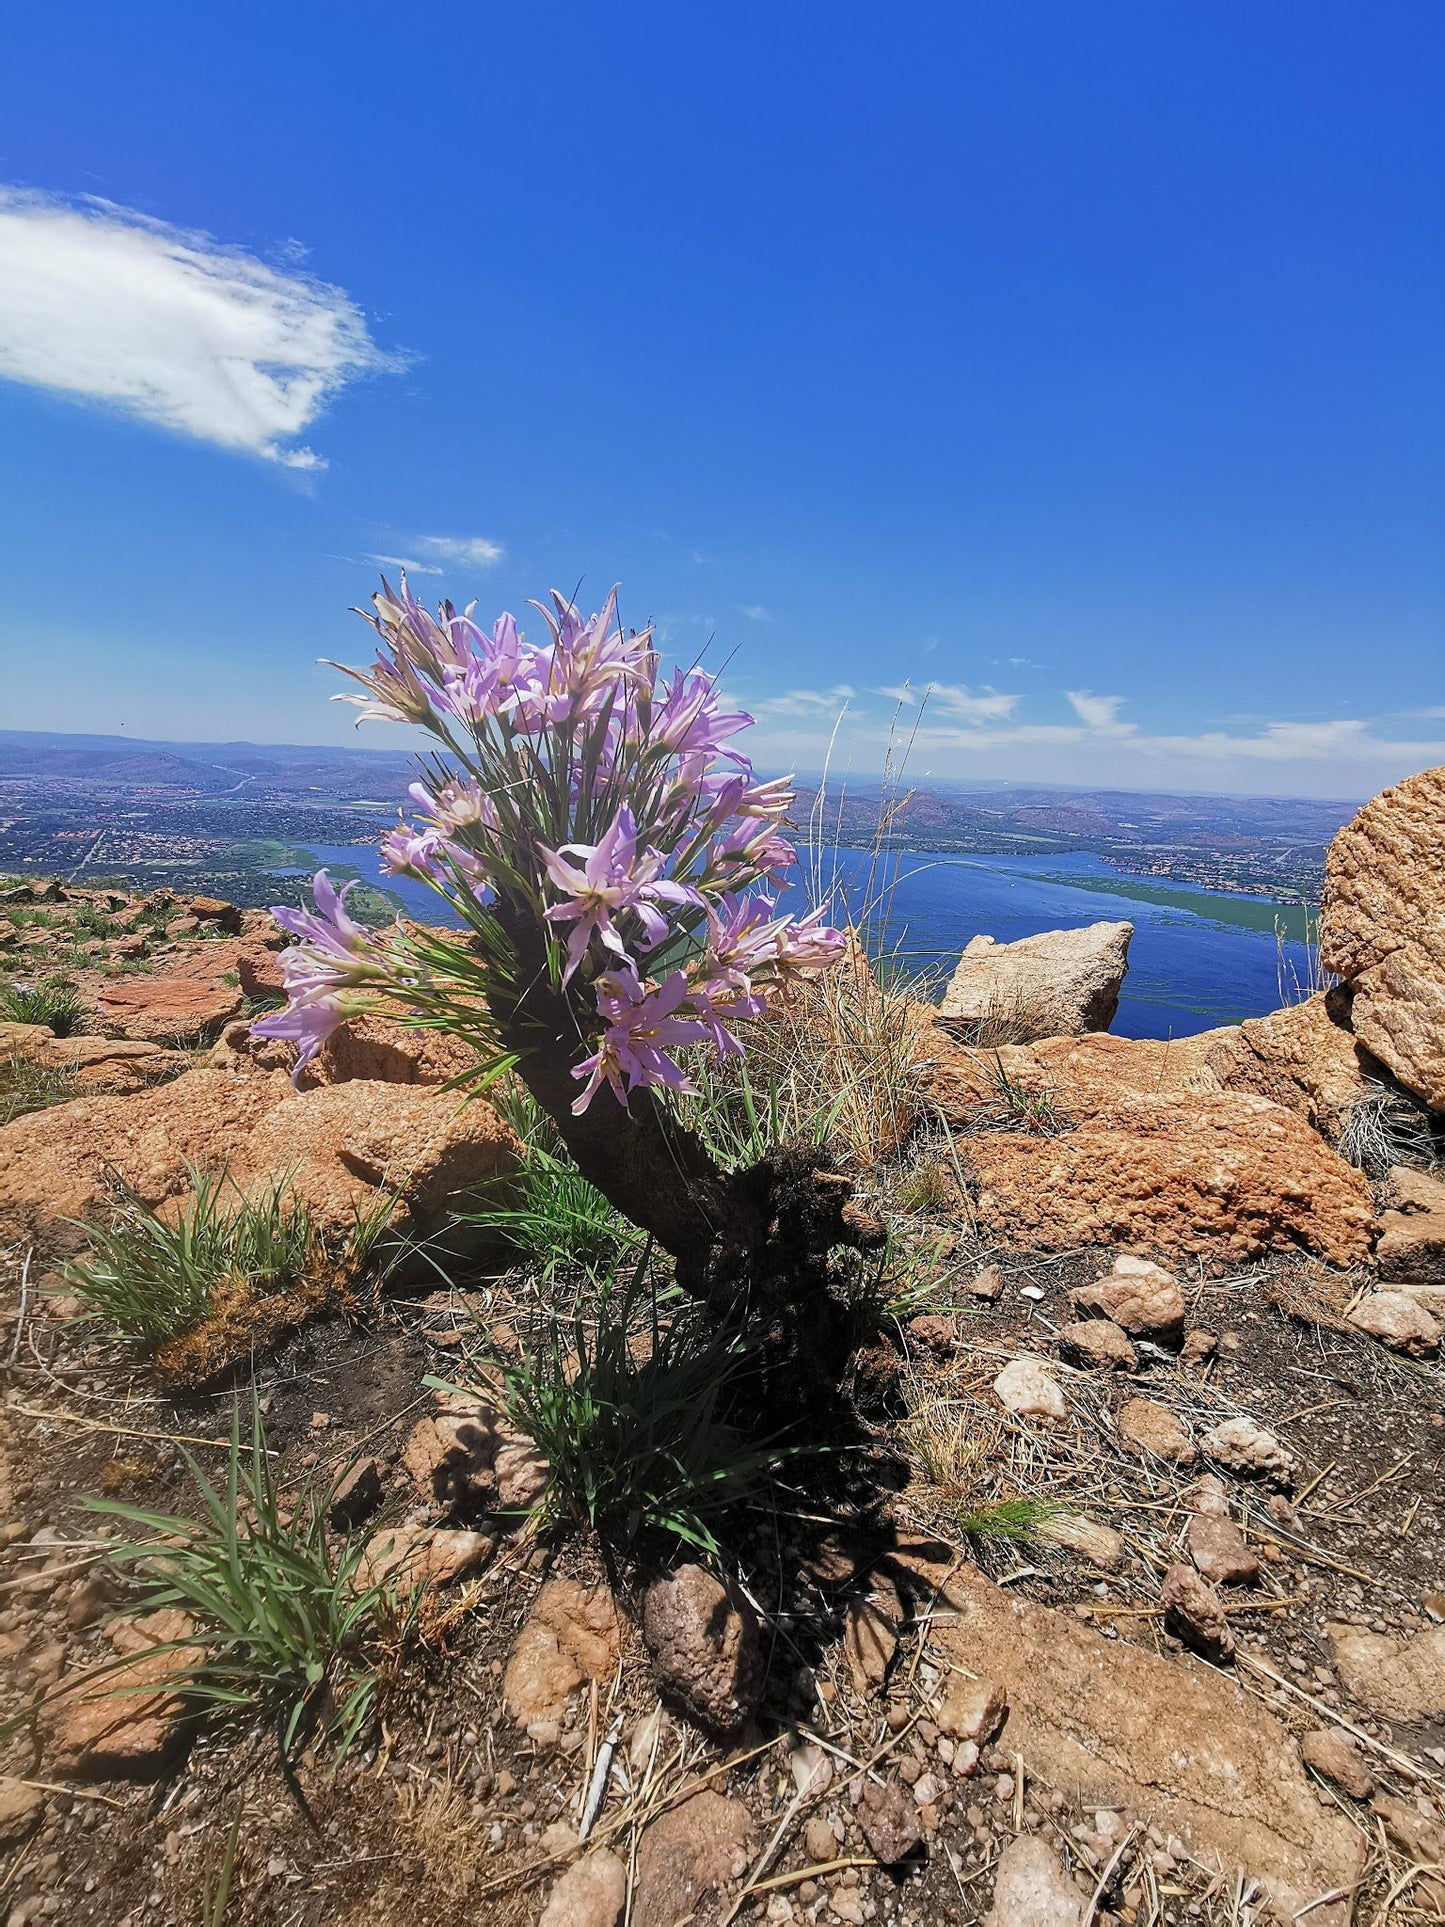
left=284, top=841, right=1314, bottom=1043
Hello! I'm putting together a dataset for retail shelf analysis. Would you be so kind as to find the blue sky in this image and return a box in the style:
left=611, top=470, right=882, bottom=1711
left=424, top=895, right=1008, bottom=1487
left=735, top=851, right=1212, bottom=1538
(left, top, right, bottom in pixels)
left=1, top=2, right=1442, bottom=798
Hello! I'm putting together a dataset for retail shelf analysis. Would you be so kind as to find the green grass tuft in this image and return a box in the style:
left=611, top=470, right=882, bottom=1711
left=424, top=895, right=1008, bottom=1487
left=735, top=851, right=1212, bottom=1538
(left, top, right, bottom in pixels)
left=0, top=1051, right=79, bottom=1126
left=1, top=980, right=87, bottom=1036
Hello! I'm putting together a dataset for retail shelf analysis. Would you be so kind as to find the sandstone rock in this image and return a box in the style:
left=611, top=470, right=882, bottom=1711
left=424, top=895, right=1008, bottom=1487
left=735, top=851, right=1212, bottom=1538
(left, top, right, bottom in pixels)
left=936, top=1675, right=1008, bottom=1745
left=1179, top=1328, right=1218, bottom=1367
left=1186, top=1514, right=1260, bottom=1587
left=310, top=1013, right=482, bottom=1088
left=539, top=1848, right=627, bottom=1927
left=931, top=1564, right=1360, bottom=1923
left=1185, top=1473, right=1231, bottom=1518
left=1059, top=1318, right=1137, bottom=1371
left=993, top=1358, right=1067, bottom=1420
left=1370, top=1792, right=1445, bottom=1882
left=1377, top=1165, right=1445, bottom=1283
left=1328, top=1620, right=1445, bottom=1721
left=356, top=1526, right=494, bottom=1594
left=1346, top=1289, right=1440, bottom=1356
left=967, top=1092, right=1372, bottom=1267
left=1320, top=764, right=1445, bottom=1108
left=940, top=920, right=1132, bottom=1041
left=907, top=1312, right=956, bottom=1356
left=0, top=1777, right=43, bottom=1848
left=857, top=1778, right=923, bottom=1865
left=642, top=1564, right=761, bottom=1734
left=327, top=1458, right=384, bottom=1531
left=504, top=1580, right=621, bottom=1731
left=967, top=1263, right=1004, bottom=1300
left=1201, top=1416, right=1296, bottom=1488
left=1117, top=1398, right=1195, bottom=1464
left=844, top=1575, right=902, bottom=1697
left=237, top=1079, right=520, bottom=1246
left=631, top=1790, right=754, bottom=1927
left=79, top=943, right=250, bottom=1042
left=0, top=1066, right=288, bottom=1252
left=985, top=1835, right=1084, bottom=1927
left=402, top=1409, right=505, bottom=1511
left=1161, top=1563, right=1234, bottom=1661
left=495, top=1436, right=550, bottom=1512
left=1072, top=1256, right=1186, bottom=1339
left=49, top=1610, right=198, bottom=1780
left=1300, top=1729, right=1374, bottom=1801
left=1036, top=1512, right=1123, bottom=1570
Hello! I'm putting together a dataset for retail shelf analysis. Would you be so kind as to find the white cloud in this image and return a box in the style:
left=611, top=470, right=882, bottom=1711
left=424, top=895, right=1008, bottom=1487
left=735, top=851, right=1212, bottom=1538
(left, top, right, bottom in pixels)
left=1065, top=689, right=1133, bottom=732
left=880, top=681, right=1020, bottom=723
left=753, top=684, right=856, bottom=717
left=737, top=603, right=772, bottom=623
left=365, top=552, right=443, bottom=576
left=415, top=534, right=505, bottom=569
left=0, top=187, right=399, bottom=467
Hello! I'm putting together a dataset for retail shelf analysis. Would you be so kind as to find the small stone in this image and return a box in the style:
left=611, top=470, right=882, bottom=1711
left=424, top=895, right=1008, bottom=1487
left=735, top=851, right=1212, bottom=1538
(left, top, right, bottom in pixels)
left=632, top=1791, right=754, bottom=1927
left=539, top=1848, right=627, bottom=1927
left=1328, top=1620, right=1445, bottom=1722
left=1300, top=1729, right=1374, bottom=1801
left=642, top=1565, right=762, bottom=1734
left=908, top=1313, right=956, bottom=1356
left=1059, top=1320, right=1137, bottom=1373
left=1117, top=1397, right=1195, bottom=1464
left=936, top=1676, right=1008, bottom=1745
left=495, top=1437, right=550, bottom=1512
left=327, top=1458, right=383, bottom=1531
left=828, top=1891, right=866, bottom=1926
left=1346, top=1290, right=1440, bottom=1357
left=1070, top=1257, right=1186, bottom=1340
left=1186, top=1514, right=1260, bottom=1587
left=1161, top=1563, right=1234, bottom=1662
left=985, top=1835, right=1085, bottom=1925
left=804, top=1816, right=839, bottom=1864
left=1184, top=1473, right=1230, bottom=1518
left=1179, top=1328, right=1218, bottom=1367
left=857, top=1779, right=923, bottom=1865
left=0, top=1778, right=43, bottom=1848
left=1201, top=1416, right=1297, bottom=1488
left=968, top=1264, right=1004, bottom=1300
left=504, top=1580, right=621, bottom=1728
left=993, top=1358, right=1067, bottom=1420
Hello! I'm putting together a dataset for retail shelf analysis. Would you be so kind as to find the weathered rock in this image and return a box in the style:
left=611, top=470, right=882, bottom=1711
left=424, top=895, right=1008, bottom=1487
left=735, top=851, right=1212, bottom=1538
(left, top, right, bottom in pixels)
left=1201, top=1416, right=1297, bottom=1488
left=237, top=1079, right=520, bottom=1245
left=1179, top=1327, right=1218, bottom=1367
left=1328, top=1620, right=1445, bottom=1722
left=356, top=1526, right=494, bottom=1594
left=931, top=1564, right=1361, bottom=1923
left=1186, top=1514, right=1260, bottom=1587
left=1071, top=1256, right=1186, bottom=1338
left=327, top=1457, right=383, bottom=1530
left=504, top=1580, right=622, bottom=1732
left=1370, top=1792, right=1445, bottom=1895
left=310, top=1013, right=482, bottom=1089
left=856, top=1777, right=923, bottom=1865
left=402, top=1409, right=505, bottom=1511
left=1185, top=1473, right=1231, bottom=1518
left=1376, top=1165, right=1445, bottom=1283
left=1037, top=1512, right=1123, bottom=1570
left=495, top=1436, right=550, bottom=1511
left=631, top=1790, right=754, bottom=1927
left=935, top=1675, right=1008, bottom=1745
left=642, top=1564, right=762, bottom=1734
left=539, top=1848, right=627, bottom=1927
left=1161, top=1563, right=1234, bottom=1662
left=993, top=1358, right=1067, bottom=1420
left=985, top=1835, right=1084, bottom=1927
left=1059, top=1319, right=1137, bottom=1372
left=940, top=920, right=1132, bottom=1041
left=77, top=942, right=252, bottom=1042
left=844, top=1574, right=903, bottom=1697
left=0, top=1776, right=43, bottom=1848
left=967, top=1092, right=1373, bottom=1268
left=907, top=1312, right=956, bottom=1356
left=48, top=1610, right=198, bottom=1780
left=1321, top=764, right=1445, bottom=1108
left=1300, top=1729, right=1374, bottom=1800
left=1117, top=1398, right=1195, bottom=1464
left=1346, top=1289, right=1440, bottom=1356
left=967, top=1263, right=1004, bottom=1300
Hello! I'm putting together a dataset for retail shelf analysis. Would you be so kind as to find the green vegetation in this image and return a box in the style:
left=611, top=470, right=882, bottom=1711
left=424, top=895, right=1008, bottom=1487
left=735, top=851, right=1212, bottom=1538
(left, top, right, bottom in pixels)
left=88, top=1403, right=396, bottom=1762
left=466, top=1140, right=642, bottom=1280
left=1, top=980, right=86, bottom=1035
left=65, top=1169, right=325, bottom=1346
left=487, top=1274, right=787, bottom=1557
left=0, top=1051, right=79, bottom=1126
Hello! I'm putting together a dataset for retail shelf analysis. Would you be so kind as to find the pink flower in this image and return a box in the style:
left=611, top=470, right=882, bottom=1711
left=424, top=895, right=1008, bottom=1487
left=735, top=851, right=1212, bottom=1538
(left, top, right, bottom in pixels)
left=539, top=806, right=697, bottom=983
left=771, top=905, right=846, bottom=986
left=570, top=967, right=712, bottom=1114
left=251, top=873, right=393, bottom=1080
left=652, top=668, right=753, bottom=757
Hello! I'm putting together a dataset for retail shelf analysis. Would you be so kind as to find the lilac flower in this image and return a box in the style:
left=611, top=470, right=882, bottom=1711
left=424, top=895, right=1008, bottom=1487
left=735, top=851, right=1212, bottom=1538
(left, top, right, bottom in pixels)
left=652, top=668, right=753, bottom=757
left=408, top=777, right=497, bottom=836
left=251, top=873, right=393, bottom=1080
left=770, top=905, right=847, bottom=987
left=703, top=892, right=780, bottom=995
left=250, top=990, right=358, bottom=1078
left=529, top=588, right=652, bottom=723
left=381, top=824, right=442, bottom=879
left=570, top=967, right=712, bottom=1114
left=539, top=806, right=698, bottom=982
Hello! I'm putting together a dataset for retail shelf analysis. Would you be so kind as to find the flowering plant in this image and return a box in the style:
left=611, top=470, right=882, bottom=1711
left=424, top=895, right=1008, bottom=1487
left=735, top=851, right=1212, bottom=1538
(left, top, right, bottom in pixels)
left=254, top=579, right=846, bottom=1127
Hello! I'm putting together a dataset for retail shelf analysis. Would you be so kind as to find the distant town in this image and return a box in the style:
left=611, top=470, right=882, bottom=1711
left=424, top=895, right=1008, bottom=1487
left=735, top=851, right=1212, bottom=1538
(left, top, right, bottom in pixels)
left=0, top=729, right=1356, bottom=912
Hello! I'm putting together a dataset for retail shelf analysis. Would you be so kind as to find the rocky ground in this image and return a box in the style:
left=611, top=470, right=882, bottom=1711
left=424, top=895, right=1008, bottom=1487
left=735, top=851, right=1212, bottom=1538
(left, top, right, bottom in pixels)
left=0, top=766, right=1443, bottom=1926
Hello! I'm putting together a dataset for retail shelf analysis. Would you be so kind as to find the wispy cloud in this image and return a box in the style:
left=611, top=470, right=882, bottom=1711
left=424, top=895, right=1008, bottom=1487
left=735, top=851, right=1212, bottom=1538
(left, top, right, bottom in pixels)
left=415, top=534, right=504, bottom=569
left=364, top=552, right=443, bottom=576
left=753, top=684, right=856, bottom=718
left=737, top=603, right=772, bottom=623
left=1065, top=689, right=1132, bottom=732
left=880, top=681, right=1020, bottom=723
left=0, top=187, right=400, bottom=468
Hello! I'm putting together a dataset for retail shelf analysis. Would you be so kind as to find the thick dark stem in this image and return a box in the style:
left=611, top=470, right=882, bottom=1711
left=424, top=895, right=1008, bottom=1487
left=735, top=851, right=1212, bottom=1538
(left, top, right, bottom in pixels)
left=487, top=911, right=885, bottom=1378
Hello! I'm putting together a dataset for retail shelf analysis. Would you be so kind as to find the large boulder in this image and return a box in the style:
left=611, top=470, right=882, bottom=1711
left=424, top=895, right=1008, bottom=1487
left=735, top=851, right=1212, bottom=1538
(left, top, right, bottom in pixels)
left=1321, top=764, right=1445, bottom=1109
left=939, top=920, right=1132, bottom=1041
left=964, top=1092, right=1373, bottom=1267
left=927, top=1563, right=1362, bottom=1924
